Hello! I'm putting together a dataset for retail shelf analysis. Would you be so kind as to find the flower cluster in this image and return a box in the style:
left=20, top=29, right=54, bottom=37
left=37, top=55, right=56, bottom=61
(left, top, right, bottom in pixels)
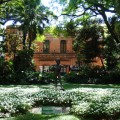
left=0, top=87, right=120, bottom=118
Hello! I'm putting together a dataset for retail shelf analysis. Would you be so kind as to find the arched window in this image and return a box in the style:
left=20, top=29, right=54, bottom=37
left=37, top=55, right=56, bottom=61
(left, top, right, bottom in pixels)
left=60, top=40, right=66, bottom=53
left=43, top=40, right=49, bottom=53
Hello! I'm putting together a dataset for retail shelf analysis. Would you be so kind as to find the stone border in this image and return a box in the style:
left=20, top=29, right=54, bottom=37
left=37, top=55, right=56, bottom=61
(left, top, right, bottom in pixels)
left=30, top=106, right=70, bottom=114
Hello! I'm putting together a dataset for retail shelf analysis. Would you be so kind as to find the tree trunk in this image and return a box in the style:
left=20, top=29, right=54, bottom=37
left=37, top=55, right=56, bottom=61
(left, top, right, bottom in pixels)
left=100, top=11, right=120, bottom=44
left=22, top=31, right=26, bottom=49
left=28, top=31, right=32, bottom=50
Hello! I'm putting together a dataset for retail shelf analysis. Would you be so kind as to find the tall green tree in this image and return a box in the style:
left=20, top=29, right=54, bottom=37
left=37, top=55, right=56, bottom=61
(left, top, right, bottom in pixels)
left=73, top=24, right=104, bottom=67
left=16, top=0, right=56, bottom=49
left=0, top=0, right=56, bottom=49
left=57, top=0, right=120, bottom=44
left=0, top=0, right=12, bottom=5
left=114, top=0, right=120, bottom=15
left=104, top=35, right=119, bottom=70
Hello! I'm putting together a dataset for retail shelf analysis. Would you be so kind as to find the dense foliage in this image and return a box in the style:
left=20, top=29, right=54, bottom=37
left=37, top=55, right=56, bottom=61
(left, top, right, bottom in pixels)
left=0, top=57, right=13, bottom=84
left=104, top=35, right=120, bottom=70
left=0, top=0, right=120, bottom=85
left=0, top=0, right=57, bottom=84
left=64, top=66, right=120, bottom=84
left=57, top=0, right=120, bottom=44
left=73, top=25, right=104, bottom=65
left=0, top=87, right=120, bottom=119
left=0, top=0, right=12, bottom=5
left=0, top=0, right=56, bottom=49
left=57, top=0, right=120, bottom=71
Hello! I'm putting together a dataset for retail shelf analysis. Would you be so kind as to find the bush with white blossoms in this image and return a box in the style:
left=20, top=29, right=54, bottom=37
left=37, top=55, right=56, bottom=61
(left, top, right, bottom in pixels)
left=0, top=87, right=120, bottom=119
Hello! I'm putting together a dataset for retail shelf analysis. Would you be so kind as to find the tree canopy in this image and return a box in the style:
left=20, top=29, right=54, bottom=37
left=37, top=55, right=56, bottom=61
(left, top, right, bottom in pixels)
left=56, top=0, right=120, bottom=44
left=0, top=0, right=56, bottom=49
left=0, top=0, right=12, bottom=5
left=73, top=24, right=104, bottom=66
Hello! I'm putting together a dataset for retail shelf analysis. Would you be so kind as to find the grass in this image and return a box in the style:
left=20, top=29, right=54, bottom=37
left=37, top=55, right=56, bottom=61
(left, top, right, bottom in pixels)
left=0, top=83, right=120, bottom=90
left=1, top=112, right=93, bottom=120
left=63, top=83, right=120, bottom=89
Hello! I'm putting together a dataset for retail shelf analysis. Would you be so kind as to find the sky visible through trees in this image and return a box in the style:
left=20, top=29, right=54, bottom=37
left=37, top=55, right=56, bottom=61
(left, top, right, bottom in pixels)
left=2, top=0, right=63, bottom=28
left=2, top=0, right=115, bottom=29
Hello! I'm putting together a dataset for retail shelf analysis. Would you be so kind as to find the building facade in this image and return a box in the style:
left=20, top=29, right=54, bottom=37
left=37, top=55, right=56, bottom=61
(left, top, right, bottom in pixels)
left=5, top=25, right=23, bottom=60
left=34, top=33, right=77, bottom=73
left=5, top=25, right=103, bottom=73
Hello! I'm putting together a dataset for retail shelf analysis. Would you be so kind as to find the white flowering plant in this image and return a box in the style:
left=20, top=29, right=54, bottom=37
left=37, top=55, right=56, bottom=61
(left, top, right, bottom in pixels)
left=0, top=87, right=120, bottom=119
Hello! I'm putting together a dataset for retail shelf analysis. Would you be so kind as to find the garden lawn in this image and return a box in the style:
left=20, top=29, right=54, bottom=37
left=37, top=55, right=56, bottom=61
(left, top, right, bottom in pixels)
left=0, top=84, right=120, bottom=119
left=1, top=83, right=120, bottom=89
left=63, top=83, right=120, bottom=89
left=2, top=113, right=80, bottom=120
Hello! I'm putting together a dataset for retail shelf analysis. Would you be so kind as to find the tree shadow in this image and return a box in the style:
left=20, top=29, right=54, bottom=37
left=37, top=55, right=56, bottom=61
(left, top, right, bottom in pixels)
left=13, top=112, right=80, bottom=120
left=13, top=113, right=59, bottom=120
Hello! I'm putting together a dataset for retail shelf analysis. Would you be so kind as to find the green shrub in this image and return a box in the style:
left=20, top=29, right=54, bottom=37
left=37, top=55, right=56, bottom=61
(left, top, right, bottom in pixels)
left=100, top=68, right=120, bottom=84
left=63, top=71, right=98, bottom=84
left=25, top=71, right=40, bottom=84
left=0, top=58, right=14, bottom=84
left=63, top=72, right=79, bottom=83
left=16, top=104, right=31, bottom=114
left=37, top=72, right=55, bottom=84
left=64, top=65, right=120, bottom=84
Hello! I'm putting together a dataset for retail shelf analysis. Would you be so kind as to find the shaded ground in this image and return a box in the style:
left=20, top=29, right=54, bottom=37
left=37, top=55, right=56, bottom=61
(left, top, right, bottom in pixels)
left=0, top=83, right=120, bottom=90
left=63, top=83, right=120, bottom=89
left=2, top=113, right=80, bottom=120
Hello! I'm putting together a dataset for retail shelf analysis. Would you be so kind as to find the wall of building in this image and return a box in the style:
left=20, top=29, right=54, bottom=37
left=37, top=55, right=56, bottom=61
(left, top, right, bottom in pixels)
left=5, top=25, right=23, bottom=60
left=33, top=34, right=77, bottom=72
left=5, top=25, right=103, bottom=73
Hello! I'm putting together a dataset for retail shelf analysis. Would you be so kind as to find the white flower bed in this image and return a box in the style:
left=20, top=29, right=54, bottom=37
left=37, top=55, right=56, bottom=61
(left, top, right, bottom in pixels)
left=0, top=87, right=120, bottom=118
